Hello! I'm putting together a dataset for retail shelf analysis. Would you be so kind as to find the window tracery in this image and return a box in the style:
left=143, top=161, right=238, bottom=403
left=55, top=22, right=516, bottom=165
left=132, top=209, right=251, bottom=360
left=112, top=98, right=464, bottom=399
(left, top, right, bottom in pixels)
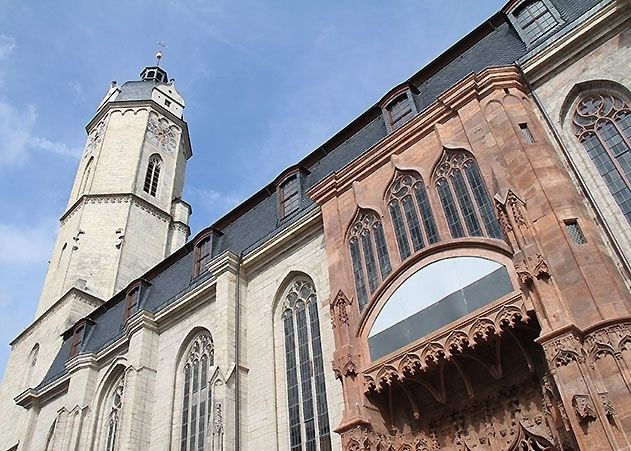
left=348, top=210, right=392, bottom=311
left=434, top=152, right=502, bottom=240
left=387, top=171, right=439, bottom=260
left=572, top=93, right=631, bottom=224
left=105, top=376, right=124, bottom=451
left=281, top=279, right=332, bottom=451
left=143, top=154, right=162, bottom=197
left=180, top=333, right=214, bottom=451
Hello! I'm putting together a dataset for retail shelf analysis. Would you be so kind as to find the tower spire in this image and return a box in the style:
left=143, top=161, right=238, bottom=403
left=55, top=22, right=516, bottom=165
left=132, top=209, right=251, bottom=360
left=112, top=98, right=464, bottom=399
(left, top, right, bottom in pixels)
left=155, top=41, right=167, bottom=67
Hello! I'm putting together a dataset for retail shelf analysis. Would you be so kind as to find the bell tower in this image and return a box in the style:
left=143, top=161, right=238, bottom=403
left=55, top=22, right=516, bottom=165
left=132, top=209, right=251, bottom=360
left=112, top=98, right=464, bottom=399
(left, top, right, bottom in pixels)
left=35, top=61, right=192, bottom=317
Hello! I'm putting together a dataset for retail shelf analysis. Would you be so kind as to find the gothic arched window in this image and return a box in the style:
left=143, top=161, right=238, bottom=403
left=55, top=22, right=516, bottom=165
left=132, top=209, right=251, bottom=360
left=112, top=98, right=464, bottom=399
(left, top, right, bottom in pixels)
left=105, top=376, right=124, bottom=451
left=281, top=279, right=332, bottom=451
left=348, top=211, right=392, bottom=311
left=572, top=93, right=631, bottom=224
left=80, top=157, right=94, bottom=194
left=387, top=171, right=439, bottom=260
left=143, top=154, right=162, bottom=197
left=180, top=333, right=214, bottom=451
left=434, top=152, right=503, bottom=240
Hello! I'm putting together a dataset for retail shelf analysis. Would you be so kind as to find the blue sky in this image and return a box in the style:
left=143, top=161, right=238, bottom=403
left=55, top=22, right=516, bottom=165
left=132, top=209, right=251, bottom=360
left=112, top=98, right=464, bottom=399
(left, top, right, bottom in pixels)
left=0, top=0, right=506, bottom=376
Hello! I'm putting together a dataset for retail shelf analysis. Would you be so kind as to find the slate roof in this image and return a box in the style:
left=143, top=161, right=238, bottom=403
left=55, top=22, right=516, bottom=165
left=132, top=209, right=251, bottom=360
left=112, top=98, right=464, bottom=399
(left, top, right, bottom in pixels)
left=37, top=0, right=603, bottom=390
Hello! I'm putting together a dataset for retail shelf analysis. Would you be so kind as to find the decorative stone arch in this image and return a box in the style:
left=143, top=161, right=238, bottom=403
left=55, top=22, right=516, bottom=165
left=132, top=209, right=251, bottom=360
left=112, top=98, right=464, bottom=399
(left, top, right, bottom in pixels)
left=88, top=359, right=128, bottom=451
left=273, top=272, right=333, bottom=451
left=169, top=327, right=216, bottom=451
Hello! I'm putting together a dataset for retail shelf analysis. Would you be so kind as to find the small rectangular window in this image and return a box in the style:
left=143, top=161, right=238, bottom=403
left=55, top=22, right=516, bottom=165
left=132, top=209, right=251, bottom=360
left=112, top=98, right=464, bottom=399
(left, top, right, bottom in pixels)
left=565, top=219, right=587, bottom=245
left=519, top=123, right=535, bottom=144
left=124, top=286, right=140, bottom=321
left=69, top=324, right=85, bottom=358
left=279, top=176, right=300, bottom=218
left=164, top=99, right=171, bottom=107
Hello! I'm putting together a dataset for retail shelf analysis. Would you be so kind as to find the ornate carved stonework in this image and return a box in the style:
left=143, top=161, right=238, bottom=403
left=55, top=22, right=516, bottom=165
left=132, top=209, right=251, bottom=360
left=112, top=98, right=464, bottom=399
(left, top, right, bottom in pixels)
left=331, top=290, right=352, bottom=328
left=84, top=118, right=106, bottom=157
left=363, top=293, right=529, bottom=392
left=571, top=395, right=596, bottom=424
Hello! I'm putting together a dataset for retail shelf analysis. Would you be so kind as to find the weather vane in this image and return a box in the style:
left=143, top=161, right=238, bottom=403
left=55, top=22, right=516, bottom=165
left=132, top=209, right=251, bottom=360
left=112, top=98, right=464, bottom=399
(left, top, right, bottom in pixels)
left=155, top=41, right=168, bottom=66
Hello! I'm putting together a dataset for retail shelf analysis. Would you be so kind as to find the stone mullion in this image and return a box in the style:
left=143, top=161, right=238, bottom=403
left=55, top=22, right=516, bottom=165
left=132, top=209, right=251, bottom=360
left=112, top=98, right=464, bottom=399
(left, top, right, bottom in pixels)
left=592, top=125, right=631, bottom=189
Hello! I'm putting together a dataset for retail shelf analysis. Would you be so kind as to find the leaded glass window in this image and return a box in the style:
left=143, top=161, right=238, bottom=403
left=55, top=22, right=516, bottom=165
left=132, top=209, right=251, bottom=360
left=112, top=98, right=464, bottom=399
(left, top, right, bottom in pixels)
left=348, top=211, right=392, bottom=311
left=105, top=376, right=124, bottom=451
left=180, top=333, right=214, bottom=451
left=513, top=0, right=558, bottom=43
left=573, top=93, right=631, bottom=224
left=281, top=279, right=332, bottom=451
left=143, top=154, right=162, bottom=197
left=434, top=152, right=503, bottom=240
left=387, top=171, right=439, bottom=261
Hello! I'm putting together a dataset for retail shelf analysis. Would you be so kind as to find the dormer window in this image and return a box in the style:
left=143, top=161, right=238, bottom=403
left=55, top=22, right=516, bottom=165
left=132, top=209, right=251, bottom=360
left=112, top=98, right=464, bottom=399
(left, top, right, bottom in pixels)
left=124, top=286, right=140, bottom=322
left=511, top=0, right=560, bottom=45
left=380, top=85, right=418, bottom=133
left=193, top=235, right=212, bottom=277
left=279, top=175, right=300, bottom=218
left=69, top=323, right=86, bottom=358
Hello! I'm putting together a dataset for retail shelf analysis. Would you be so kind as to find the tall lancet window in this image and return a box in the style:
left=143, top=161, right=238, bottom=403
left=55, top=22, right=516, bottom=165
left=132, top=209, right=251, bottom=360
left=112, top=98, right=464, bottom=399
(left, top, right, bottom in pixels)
left=180, top=333, right=214, bottom=451
left=80, top=157, right=94, bottom=194
left=387, top=171, right=439, bottom=260
left=348, top=210, right=392, bottom=311
left=281, top=279, right=332, bottom=451
left=572, top=93, right=631, bottom=224
left=105, top=376, right=124, bottom=451
left=143, top=154, right=162, bottom=197
left=434, top=152, right=503, bottom=240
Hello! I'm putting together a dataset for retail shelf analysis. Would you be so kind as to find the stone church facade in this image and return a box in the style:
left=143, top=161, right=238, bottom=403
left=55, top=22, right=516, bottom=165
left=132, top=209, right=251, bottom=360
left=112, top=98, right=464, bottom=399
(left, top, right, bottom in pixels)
left=1, top=0, right=630, bottom=450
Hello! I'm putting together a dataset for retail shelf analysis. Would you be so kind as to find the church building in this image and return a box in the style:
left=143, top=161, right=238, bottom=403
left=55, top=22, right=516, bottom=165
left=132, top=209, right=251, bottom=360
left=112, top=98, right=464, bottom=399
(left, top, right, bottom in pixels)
left=1, top=0, right=630, bottom=450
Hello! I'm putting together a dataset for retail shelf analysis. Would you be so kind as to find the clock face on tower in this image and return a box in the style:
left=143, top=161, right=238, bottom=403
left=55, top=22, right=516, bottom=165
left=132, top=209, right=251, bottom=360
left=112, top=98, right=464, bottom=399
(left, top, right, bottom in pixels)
left=146, top=114, right=178, bottom=152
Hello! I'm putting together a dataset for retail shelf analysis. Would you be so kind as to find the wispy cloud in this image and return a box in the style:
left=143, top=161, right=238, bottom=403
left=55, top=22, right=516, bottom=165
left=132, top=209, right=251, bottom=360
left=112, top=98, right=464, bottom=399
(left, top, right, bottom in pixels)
left=0, top=221, right=56, bottom=265
left=0, top=35, right=81, bottom=170
left=68, top=80, right=84, bottom=100
left=186, top=186, right=245, bottom=221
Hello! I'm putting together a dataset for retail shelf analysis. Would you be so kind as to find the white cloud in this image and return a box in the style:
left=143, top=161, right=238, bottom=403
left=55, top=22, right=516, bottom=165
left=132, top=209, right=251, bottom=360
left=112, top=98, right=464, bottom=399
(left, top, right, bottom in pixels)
left=0, top=35, right=81, bottom=169
left=0, top=222, right=56, bottom=265
left=68, top=80, right=84, bottom=99
left=186, top=186, right=244, bottom=218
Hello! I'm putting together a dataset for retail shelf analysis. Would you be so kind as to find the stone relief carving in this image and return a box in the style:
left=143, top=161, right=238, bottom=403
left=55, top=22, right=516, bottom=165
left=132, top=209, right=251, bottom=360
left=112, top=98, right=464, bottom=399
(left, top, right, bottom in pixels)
left=84, top=119, right=106, bottom=157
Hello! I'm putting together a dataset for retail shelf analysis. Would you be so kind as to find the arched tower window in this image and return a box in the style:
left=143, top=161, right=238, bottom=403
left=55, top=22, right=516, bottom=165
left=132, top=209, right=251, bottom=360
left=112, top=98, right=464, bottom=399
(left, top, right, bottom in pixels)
left=434, top=152, right=503, bottom=240
left=387, top=171, right=439, bottom=260
left=348, top=210, right=392, bottom=311
left=572, top=93, right=631, bottom=224
left=281, top=279, right=332, bottom=451
left=180, top=332, right=214, bottom=451
left=143, top=154, right=162, bottom=197
left=105, top=376, right=124, bottom=451
left=79, top=157, right=94, bottom=194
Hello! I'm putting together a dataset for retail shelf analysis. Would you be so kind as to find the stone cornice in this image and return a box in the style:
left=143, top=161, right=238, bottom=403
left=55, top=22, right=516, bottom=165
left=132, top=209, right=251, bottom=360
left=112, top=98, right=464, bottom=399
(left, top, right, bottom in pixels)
left=520, top=0, right=629, bottom=86
left=308, top=66, right=526, bottom=205
left=11, top=287, right=103, bottom=347
left=15, top=376, right=70, bottom=409
left=60, top=192, right=172, bottom=225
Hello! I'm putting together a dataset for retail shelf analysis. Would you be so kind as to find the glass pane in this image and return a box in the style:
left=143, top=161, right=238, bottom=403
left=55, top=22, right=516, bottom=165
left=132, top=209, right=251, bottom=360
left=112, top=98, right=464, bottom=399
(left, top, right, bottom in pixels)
left=390, top=202, right=411, bottom=260
left=402, top=195, right=424, bottom=251
left=414, top=182, right=439, bottom=244
left=350, top=239, right=369, bottom=311
left=361, top=232, right=379, bottom=294
left=437, top=180, right=465, bottom=238
left=283, top=313, right=302, bottom=451
left=308, top=301, right=332, bottom=450
left=296, top=304, right=316, bottom=450
left=451, top=170, right=482, bottom=236
left=583, top=133, right=631, bottom=224
left=373, top=222, right=392, bottom=279
left=464, top=163, right=503, bottom=239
